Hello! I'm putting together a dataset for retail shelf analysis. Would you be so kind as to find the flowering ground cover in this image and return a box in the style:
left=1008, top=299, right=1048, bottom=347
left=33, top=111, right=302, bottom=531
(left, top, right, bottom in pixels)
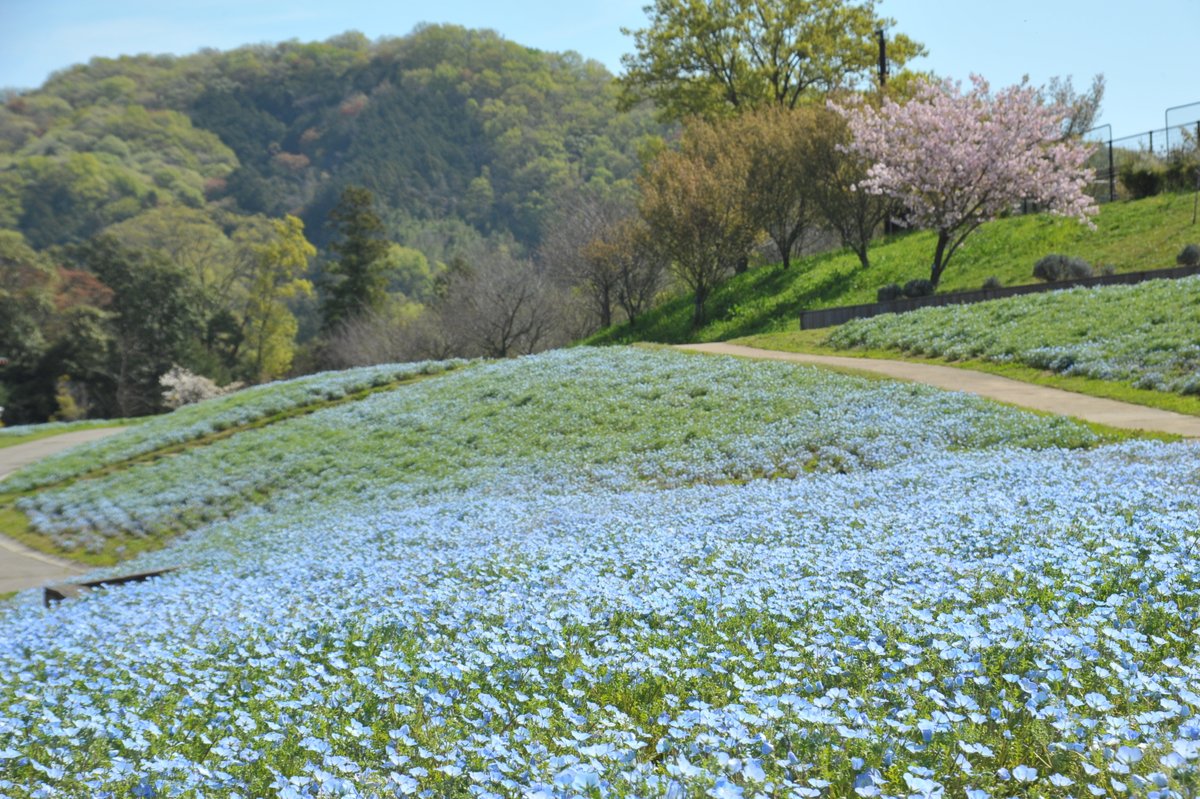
left=1, top=347, right=1198, bottom=798
left=826, top=276, right=1200, bottom=396
left=3, top=359, right=462, bottom=492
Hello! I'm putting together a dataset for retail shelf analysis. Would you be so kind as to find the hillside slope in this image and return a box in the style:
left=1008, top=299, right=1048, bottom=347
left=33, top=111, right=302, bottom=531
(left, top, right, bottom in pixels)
left=588, top=192, right=1198, bottom=345
left=1, top=347, right=1199, bottom=796
left=0, top=26, right=662, bottom=253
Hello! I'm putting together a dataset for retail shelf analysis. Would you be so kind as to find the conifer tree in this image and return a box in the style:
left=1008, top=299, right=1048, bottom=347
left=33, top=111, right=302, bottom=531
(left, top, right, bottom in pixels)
left=322, top=186, right=390, bottom=331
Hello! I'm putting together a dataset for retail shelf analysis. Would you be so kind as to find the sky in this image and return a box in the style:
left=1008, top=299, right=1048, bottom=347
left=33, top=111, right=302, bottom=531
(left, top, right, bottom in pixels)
left=1, top=0, right=1197, bottom=142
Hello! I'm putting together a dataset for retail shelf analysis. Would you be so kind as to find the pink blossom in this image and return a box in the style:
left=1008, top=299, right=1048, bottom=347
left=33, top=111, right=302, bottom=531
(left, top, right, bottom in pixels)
left=832, top=75, right=1097, bottom=286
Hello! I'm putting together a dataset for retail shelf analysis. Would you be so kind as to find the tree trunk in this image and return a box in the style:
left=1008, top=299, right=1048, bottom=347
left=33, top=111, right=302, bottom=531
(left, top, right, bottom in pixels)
left=598, top=283, right=612, bottom=329
left=853, top=244, right=870, bottom=271
left=929, top=231, right=950, bottom=288
left=692, top=284, right=708, bottom=328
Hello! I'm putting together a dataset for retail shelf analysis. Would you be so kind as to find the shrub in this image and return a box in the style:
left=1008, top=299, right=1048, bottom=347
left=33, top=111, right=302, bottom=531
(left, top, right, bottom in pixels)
left=1164, top=150, right=1200, bottom=192
left=981, top=276, right=1003, bottom=290
left=1177, top=243, right=1200, bottom=267
left=1033, top=254, right=1093, bottom=283
left=160, top=366, right=241, bottom=410
left=902, top=279, right=934, bottom=298
left=1098, top=264, right=1117, bottom=276
left=877, top=283, right=903, bottom=302
left=1119, top=159, right=1164, bottom=199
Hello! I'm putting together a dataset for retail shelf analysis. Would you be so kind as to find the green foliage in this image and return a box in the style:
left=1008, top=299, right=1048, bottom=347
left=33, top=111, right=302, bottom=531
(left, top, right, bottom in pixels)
left=619, top=0, right=924, bottom=120
left=876, top=283, right=902, bottom=302
left=1177, top=243, right=1200, bottom=266
left=1, top=25, right=665, bottom=418
left=71, top=235, right=205, bottom=417
left=241, top=215, right=315, bottom=381
left=3, top=26, right=663, bottom=256
left=585, top=193, right=1200, bottom=345
left=1119, top=156, right=1164, bottom=200
left=322, top=186, right=390, bottom=330
left=901, top=278, right=933, bottom=298
left=1032, top=253, right=1093, bottom=282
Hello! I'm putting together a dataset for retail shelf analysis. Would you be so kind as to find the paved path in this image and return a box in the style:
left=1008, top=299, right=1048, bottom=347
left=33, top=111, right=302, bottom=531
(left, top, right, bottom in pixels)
left=677, top=342, right=1200, bottom=439
left=0, top=427, right=127, bottom=594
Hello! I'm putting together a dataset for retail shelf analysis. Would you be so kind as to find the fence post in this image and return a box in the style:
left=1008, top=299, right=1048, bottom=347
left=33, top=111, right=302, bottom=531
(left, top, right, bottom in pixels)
left=1108, top=138, right=1115, bottom=202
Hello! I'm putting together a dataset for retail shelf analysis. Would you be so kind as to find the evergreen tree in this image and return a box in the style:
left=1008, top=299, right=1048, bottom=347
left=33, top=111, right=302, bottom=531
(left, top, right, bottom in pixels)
left=321, top=186, right=390, bottom=331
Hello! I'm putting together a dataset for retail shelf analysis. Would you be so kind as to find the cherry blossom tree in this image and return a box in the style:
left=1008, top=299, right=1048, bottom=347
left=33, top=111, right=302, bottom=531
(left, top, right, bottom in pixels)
left=834, top=75, right=1098, bottom=288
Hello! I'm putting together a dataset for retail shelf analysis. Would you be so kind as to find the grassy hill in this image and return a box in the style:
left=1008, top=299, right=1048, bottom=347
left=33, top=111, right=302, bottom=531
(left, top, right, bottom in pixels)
left=1, top=346, right=1198, bottom=796
left=587, top=193, right=1199, bottom=345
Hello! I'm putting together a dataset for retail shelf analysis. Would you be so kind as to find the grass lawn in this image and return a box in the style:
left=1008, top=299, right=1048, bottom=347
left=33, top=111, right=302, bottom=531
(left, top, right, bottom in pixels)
left=586, top=192, right=1199, bottom=346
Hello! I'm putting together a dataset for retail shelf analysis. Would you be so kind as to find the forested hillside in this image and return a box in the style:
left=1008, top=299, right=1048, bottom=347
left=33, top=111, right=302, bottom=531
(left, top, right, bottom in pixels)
left=1, top=26, right=658, bottom=250
left=0, top=26, right=664, bottom=423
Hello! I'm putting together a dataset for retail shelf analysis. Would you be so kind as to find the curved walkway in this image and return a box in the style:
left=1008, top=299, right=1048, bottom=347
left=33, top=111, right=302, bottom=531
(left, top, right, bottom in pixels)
left=0, top=427, right=127, bottom=594
left=676, top=342, right=1200, bottom=439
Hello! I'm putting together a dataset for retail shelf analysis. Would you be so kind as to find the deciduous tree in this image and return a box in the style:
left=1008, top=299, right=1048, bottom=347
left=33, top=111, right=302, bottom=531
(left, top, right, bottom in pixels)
left=538, top=188, right=632, bottom=330
left=73, top=235, right=204, bottom=416
left=804, top=104, right=892, bottom=270
left=582, top=216, right=666, bottom=326
left=620, top=0, right=924, bottom=121
left=436, top=251, right=561, bottom=359
left=638, top=121, right=759, bottom=327
left=834, top=75, right=1097, bottom=288
left=1047, top=73, right=1105, bottom=139
left=240, top=215, right=315, bottom=382
left=730, top=106, right=822, bottom=269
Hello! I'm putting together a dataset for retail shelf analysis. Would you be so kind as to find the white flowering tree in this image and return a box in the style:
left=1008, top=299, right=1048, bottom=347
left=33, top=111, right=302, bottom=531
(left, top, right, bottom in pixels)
left=834, top=75, right=1098, bottom=288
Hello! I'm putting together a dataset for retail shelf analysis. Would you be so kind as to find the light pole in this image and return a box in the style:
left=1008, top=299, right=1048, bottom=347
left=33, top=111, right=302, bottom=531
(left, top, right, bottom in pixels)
left=876, top=28, right=887, bottom=89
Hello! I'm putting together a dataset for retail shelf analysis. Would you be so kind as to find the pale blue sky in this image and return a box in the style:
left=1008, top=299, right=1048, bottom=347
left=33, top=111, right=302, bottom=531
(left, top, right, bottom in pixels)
left=1, top=0, right=1196, bottom=140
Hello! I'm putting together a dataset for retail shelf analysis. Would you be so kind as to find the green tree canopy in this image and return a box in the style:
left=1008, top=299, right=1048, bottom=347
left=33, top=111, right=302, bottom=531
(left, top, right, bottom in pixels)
left=620, top=0, right=924, bottom=120
left=321, top=186, right=390, bottom=331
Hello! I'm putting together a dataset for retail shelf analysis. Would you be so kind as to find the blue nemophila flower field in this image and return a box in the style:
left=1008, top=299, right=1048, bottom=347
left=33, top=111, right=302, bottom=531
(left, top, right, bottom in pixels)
left=1, top=347, right=1198, bottom=798
left=4, top=359, right=464, bottom=493
left=827, top=276, right=1200, bottom=395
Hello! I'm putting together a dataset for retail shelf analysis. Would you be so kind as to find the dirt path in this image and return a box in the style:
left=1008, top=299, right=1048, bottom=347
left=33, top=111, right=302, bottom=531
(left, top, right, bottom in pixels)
left=0, top=427, right=127, bottom=594
left=677, top=342, right=1200, bottom=439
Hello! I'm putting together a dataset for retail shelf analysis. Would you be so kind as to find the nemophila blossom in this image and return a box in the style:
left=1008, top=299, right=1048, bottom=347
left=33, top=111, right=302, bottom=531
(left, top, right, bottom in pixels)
left=6, top=358, right=465, bottom=492
left=0, top=348, right=1198, bottom=796
left=828, top=275, right=1200, bottom=397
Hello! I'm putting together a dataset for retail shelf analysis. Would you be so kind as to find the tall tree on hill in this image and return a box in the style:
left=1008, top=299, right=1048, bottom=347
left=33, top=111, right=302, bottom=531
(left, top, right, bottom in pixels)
left=730, top=106, right=824, bottom=269
left=835, top=75, right=1098, bottom=289
left=638, top=120, right=759, bottom=328
left=241, top=215, right=315, bottom=382
left=619, top=0, right=924, bottom=121
left=803, top=103, right=893, bottom=270
left=322, top=186, right=390, bottom=332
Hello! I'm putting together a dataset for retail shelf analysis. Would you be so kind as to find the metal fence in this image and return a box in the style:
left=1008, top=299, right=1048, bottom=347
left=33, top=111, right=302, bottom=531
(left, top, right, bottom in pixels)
left=1085, top=101, right=1200, bottom=202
